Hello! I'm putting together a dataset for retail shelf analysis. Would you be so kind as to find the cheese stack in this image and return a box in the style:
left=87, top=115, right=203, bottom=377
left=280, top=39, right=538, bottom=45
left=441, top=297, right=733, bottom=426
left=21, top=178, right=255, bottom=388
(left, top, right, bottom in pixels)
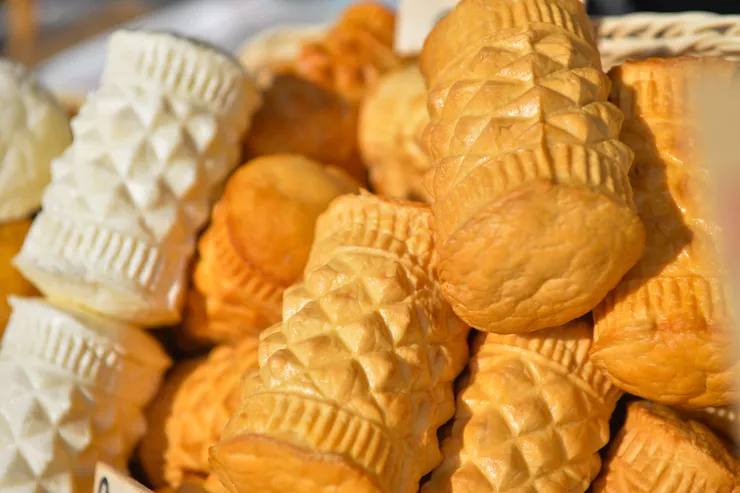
left=14, top=30, right=260, bottom=327
left=0, top=297, right=171, bottom=492
left=244, top=2, right=402, bottom=183
left=420, top=0, right=645, bottom=333
left=210, top=193, right=469, bottom=493
left=0, top=30, right=258, bottom=492
left=423, top=318, right=622, bottom=493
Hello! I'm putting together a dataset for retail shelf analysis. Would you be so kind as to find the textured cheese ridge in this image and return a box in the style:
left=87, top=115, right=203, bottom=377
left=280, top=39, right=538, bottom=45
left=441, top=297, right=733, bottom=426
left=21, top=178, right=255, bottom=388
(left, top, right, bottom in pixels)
left=164, top=337, right=259, bottom=486
left=422, top=318, right=622, bottom=493
left=1, top=297, right=170, bottom=403
left=418, top=0, right=645, bottom=333
left=593, top=58, right=740, bottom=408
left=13, top=30, right=260, bottom=327
left=592, top=401, right=740, bottom=492
left=188, top=205, right=284, bottom=343
left=104, top=30, right=257, bottom=119
left=211, top=194, right=469, bottom=493
left=0, top=58, right=72, bottom=222
left=0, top=299, right=170, bottom=493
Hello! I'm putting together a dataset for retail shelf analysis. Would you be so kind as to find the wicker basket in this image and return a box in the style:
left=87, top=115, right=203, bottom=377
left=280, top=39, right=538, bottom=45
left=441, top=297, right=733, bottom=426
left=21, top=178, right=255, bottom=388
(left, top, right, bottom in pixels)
left=596, top=11, right=740, bottom=70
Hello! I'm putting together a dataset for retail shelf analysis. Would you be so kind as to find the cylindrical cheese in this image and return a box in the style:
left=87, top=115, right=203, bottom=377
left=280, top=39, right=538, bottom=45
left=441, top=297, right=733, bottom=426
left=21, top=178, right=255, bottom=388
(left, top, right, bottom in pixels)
left=181, top=155, right=359, bottom=346
left=139, top=336, right=259, bottom=488
left=592, top=401, right=740, bottom=492
left=359, top=65, right=432, bottom=202
left=0, top=297, right=171, bottom=493
left=420, top=0, right=645, bottom=333
left=423, top=318, right=622, bottom=493
left=14, top=30, right=260, bottom=327
left=593, top=58, right=740, bottom=408
left=210, top=193, right=469, bottom=493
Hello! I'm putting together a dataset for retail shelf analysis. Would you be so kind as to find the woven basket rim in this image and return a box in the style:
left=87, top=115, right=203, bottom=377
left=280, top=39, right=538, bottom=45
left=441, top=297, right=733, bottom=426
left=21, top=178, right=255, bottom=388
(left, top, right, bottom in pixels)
left=594, top=11, right=740, bottom=69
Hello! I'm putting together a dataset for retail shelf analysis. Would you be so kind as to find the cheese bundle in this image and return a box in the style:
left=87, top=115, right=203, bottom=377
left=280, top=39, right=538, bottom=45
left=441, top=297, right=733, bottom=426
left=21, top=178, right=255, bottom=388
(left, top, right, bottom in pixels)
left=210, top=193, right=469, bottom=493
left=420, top=0, right=645, bottom=333
left=14, top=30, right=260, bottom=327
left=0, top=297, right=171, bottom=492
left=423, top=318, right=622, bottom=493
left=0, top=59, right=71, bottom=222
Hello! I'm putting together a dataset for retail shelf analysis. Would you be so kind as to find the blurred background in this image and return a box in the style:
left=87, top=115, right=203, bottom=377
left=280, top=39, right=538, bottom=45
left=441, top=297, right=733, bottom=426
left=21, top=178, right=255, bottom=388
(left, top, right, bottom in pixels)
left=2, top=0, right=740, bottom=95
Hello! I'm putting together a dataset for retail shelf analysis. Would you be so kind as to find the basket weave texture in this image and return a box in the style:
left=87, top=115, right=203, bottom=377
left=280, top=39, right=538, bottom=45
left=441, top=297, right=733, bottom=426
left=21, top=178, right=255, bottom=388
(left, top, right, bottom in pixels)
left=596, top=12, right=740, bottom=69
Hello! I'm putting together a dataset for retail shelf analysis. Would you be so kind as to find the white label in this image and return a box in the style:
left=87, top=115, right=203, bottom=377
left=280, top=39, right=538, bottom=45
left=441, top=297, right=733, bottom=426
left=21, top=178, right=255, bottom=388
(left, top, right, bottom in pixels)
left=395, top=0, right=456, bottom=56
left=93, top=463, right=153, bottom=493
left=395, top=0, right=589, bottom=56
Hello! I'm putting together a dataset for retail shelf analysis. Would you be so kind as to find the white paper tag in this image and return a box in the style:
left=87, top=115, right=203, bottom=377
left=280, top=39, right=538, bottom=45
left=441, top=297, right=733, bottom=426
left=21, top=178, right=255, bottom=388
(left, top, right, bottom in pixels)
left=395, top=0, right=589, bottom=56
left=93, top=463, right=153, bottom=493
left=395, top=0, right=456, bottom=56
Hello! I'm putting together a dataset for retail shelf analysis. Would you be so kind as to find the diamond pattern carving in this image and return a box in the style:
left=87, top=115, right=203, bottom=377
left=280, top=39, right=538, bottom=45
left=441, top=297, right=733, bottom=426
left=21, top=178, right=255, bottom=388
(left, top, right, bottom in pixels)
left=0, top=297, right=170, bottom=493
left=14, top=31, right=259, bottom=326
left=0, top=59, right=72, bottom=222
left=418, top=0, right=645, bottom=333
left=422, top=320, right=623, bottom=493
left=214, top=195, right=469, bottom=493
left=0, top=363, right=143, bottom=493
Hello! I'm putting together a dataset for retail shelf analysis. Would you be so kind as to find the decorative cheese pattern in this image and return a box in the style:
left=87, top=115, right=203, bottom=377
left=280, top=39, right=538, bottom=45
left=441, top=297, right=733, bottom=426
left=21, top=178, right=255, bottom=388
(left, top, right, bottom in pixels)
left=422, top=318, right=622, bottom=493
left=139, top=337, right=259, bottom=488
left=0, top=297, right=170, bottom=493
left=419, top=0, right=644, bottom=333
left=210, top=193, right=469, bottom=493
left=592, top=402, right=740, bottom=492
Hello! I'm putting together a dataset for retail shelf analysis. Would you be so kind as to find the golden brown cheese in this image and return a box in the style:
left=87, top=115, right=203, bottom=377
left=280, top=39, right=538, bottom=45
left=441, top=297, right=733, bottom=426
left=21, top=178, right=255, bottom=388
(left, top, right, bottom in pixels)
left=592, top=401, right=740, bottom=492
left=180, top=155, right=358, bottom=346
left=210, top=193, right=469, bottom=493
left=593, top=57, right=740, bottom=408
left=420, top=0, right=645, bottom=333
left=423, top=318, right=622, bottom=493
